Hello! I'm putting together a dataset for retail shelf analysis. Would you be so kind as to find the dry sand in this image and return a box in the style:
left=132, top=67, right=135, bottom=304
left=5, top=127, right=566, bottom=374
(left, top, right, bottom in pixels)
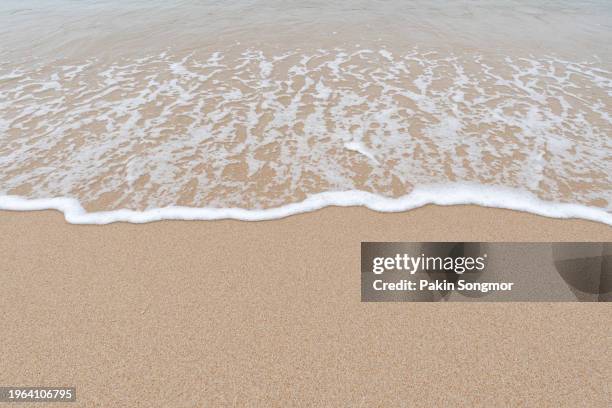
left=1, top=205, right=611, bottom=407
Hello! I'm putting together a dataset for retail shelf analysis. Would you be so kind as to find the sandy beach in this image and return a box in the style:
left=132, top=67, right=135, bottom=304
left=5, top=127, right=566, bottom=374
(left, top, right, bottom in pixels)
left=1, top=2, right=611, bottom=406
left=1, top=206, right=610, bottom=407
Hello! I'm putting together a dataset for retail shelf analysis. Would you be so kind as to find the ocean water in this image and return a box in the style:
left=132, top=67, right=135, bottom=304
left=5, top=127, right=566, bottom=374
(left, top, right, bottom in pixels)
left=0, top=1, right=611, bottom=223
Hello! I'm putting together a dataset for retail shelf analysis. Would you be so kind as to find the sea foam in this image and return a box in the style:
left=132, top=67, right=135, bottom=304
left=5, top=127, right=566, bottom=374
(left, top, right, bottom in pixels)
left=0, top=184, right=610, bottom=225
left=1, top=47, right=610, bottom=222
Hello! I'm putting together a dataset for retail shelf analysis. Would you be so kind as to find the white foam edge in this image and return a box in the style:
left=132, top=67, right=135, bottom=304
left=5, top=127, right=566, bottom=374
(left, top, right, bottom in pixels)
left=0, top=183, right=610, bottom=225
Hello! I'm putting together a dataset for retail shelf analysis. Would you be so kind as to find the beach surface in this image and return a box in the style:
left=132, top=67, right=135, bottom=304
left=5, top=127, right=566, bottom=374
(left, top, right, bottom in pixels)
left=1, top=206, right=610, bottom=407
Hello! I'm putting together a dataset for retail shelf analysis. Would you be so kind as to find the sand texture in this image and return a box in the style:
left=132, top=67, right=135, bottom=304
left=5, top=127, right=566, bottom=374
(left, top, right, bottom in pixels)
left=1, top=205, right=611, bottom=407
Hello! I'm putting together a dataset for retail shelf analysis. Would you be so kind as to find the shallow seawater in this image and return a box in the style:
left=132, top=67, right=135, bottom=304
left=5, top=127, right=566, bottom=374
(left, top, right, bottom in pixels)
left=0, top=1, right=610, bottom=222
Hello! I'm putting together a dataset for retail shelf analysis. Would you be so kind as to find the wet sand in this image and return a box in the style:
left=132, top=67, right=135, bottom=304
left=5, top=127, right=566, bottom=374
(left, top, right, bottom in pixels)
left=1, top=205, right=610, bottom=406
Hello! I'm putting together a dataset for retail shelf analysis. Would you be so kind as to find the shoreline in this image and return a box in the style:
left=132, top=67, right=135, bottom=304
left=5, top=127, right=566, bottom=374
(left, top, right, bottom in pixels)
left=1, top=203, right=611, bottom=238
left=2, top=184, right=611, bottom=226
left=2, top=2, right=610, bottom=406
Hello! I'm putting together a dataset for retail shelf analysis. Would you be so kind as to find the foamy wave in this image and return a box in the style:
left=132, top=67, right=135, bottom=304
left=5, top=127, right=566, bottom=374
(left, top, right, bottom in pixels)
left=1, top=47, right=611, bottom=216
left=1, top=184, right=610, bottom=225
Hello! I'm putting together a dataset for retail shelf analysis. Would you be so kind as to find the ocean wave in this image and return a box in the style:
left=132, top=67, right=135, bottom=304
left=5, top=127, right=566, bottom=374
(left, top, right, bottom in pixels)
left=1, top=47, right=610, bottom=217
left=1, top=184, right=611, bottom=225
